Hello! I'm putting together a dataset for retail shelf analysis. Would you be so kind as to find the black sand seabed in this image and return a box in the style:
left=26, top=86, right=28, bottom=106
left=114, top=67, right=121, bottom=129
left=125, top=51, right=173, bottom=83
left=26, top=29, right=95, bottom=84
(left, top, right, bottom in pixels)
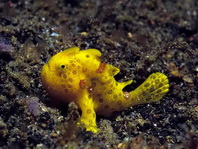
left=0, top=0, right=197, bottom=148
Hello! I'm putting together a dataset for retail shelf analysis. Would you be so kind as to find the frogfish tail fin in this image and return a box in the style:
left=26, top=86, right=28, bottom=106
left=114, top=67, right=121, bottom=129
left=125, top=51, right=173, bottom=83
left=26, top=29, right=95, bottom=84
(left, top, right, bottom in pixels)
left=129, top=72, right=169, bottom=106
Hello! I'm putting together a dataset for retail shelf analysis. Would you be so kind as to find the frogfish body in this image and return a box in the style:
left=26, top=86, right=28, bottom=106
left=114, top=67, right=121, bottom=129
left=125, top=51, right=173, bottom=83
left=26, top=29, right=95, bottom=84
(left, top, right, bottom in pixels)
left=41, top=47, right=169, bottom=133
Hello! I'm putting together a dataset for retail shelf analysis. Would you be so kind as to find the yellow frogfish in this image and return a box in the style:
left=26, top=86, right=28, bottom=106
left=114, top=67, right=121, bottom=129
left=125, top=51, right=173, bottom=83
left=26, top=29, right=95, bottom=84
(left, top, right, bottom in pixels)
left=41, top=47, right=169, bottom=133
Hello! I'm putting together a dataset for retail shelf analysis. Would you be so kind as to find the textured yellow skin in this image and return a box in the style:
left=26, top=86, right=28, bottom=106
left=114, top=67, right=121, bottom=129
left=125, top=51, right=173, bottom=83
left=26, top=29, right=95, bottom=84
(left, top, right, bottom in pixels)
left=41, top=47, right=169, bottom=133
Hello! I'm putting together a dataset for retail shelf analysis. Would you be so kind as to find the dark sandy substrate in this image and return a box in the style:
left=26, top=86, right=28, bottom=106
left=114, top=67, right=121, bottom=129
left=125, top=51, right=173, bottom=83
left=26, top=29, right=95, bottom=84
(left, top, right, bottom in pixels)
left=0, top=0, right=197, bottom=148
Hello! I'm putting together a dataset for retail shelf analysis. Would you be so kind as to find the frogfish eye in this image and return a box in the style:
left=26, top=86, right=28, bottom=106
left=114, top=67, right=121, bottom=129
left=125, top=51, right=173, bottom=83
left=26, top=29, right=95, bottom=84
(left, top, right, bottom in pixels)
left=60, top=65, right=65, bottom=69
